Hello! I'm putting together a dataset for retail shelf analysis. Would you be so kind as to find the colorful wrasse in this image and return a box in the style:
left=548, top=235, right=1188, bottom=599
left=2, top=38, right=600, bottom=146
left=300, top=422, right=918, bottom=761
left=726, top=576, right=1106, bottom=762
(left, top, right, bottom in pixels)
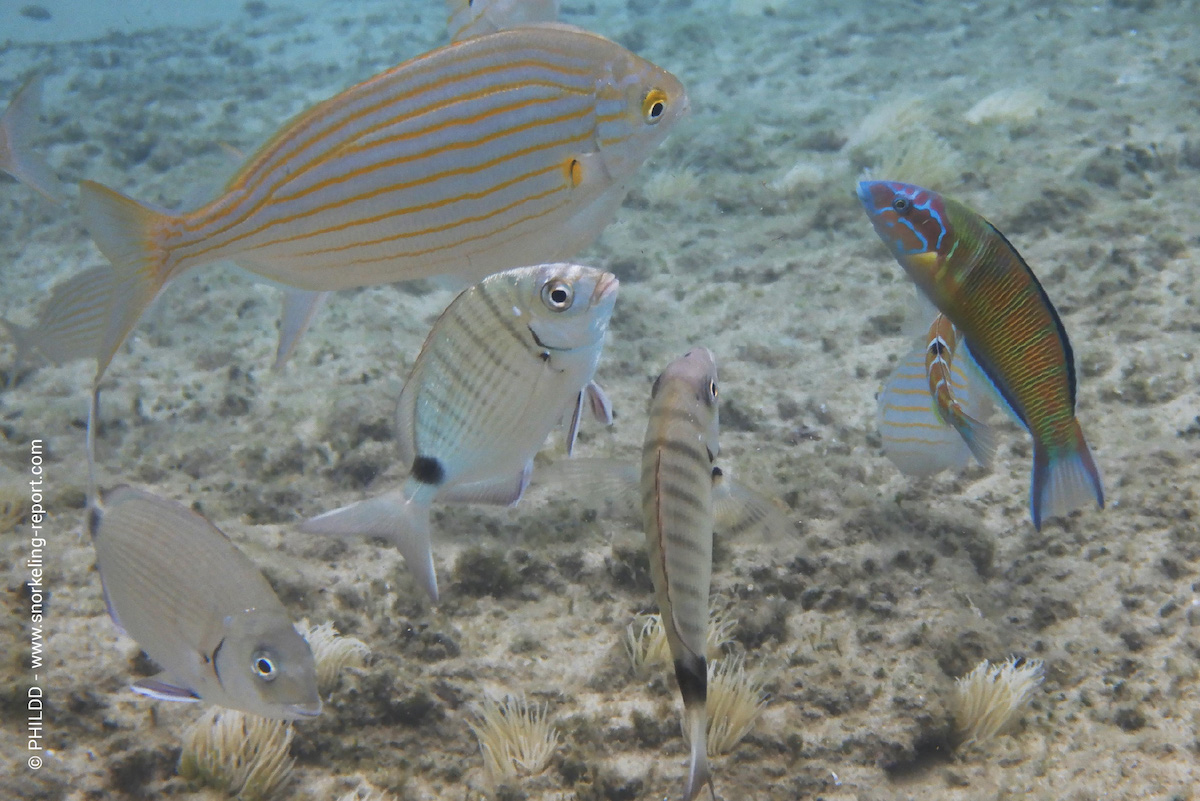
left=641, top=348, right=719, bottom=801
left=300, top=264, right=618, bottom=602
left=858, top=180, right=1103, bottom=529
left=57, top=24, right=683, bottom=380
left=88, top=483, right=321, bottom=719
left=446, top=0, right=559, bottom=42
left=878, top=313, right=993, bottom=476
left=0, top=74, right=67, bottom=204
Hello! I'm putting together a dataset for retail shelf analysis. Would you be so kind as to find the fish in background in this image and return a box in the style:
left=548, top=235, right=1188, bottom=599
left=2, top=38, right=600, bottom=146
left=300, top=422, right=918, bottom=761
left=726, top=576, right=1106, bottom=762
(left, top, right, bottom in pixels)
left=446, top=0, right=559, bottom=42
left=641, top=348, right=720, bottom=801
left=84, top=391, right=321, bottom=719
left=301, top=263, right=618, bottom=602
left=877, top=312, right=994, bottom=476
left=38, top=24, right=684, bottom=381
left=858, top=180, right=1103, bottom=529
left=0, top=74, right=67, bottom=205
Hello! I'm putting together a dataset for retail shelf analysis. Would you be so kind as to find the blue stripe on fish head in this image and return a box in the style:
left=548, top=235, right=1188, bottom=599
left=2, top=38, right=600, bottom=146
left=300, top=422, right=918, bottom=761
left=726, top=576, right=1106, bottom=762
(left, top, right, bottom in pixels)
left=857, top=180, right=948, bottom=257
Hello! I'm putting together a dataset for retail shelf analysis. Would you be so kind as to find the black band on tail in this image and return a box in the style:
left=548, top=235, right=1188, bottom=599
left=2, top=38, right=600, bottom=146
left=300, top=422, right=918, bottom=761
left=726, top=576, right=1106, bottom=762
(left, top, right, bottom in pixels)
left=674, top=655, right=707, bottom=707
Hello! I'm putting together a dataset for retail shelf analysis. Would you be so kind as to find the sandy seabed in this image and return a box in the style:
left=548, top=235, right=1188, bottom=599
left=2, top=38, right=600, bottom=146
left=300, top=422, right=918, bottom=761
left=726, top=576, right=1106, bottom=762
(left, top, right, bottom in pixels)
left=1, top=0, right=1199, bottom=799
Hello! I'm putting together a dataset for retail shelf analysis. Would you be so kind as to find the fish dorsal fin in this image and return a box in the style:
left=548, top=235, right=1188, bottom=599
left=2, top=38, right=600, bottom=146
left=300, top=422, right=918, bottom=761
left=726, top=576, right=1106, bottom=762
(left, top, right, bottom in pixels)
left=130, top=673, right=202, bottom=703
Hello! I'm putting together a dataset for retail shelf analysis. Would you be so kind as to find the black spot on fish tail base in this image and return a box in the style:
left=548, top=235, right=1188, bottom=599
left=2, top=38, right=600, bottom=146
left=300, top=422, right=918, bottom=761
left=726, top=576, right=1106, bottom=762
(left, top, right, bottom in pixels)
left=412, top=455, right=446, bottom=485
left=674, top=655, right=707, bottom=707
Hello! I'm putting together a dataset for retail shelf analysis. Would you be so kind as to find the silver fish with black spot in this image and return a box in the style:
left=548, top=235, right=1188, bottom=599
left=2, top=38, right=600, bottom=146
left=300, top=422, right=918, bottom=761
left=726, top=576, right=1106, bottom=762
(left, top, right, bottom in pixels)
left=301, top=263, right=618, bottom=602
left=88, top=486, right=321, bottom=720
left=640, top=347, right=719, bottom=801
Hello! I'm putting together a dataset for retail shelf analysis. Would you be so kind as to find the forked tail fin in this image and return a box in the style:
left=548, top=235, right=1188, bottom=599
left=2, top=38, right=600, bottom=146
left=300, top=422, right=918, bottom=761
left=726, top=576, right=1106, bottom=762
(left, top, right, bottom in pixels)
left=1030, top=423, right=1104, bottom=530
left=299, top=490, right=439, bottom=602
left=78, top=180, right=176, bottom=379
left=676, top=655, right=714, bottom=801
left=0, top=74, right=68, bottom=205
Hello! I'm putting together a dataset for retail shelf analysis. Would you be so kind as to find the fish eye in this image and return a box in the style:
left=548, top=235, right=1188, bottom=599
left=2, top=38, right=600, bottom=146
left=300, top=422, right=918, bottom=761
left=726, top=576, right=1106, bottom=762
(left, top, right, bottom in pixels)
left=709, top=380, right=718, bottom=398
left=251, top=652, right=278, bottom=682
left=642, top=89, right=668, bottom=125
left=541, top=279, right=574, bottom=311
left=892, top=197, right=911, bottom=212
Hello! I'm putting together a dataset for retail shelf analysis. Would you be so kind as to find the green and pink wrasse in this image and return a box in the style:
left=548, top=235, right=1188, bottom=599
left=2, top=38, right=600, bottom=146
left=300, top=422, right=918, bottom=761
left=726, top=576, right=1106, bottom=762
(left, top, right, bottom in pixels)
left=858, top=180, right=1103, bottom=530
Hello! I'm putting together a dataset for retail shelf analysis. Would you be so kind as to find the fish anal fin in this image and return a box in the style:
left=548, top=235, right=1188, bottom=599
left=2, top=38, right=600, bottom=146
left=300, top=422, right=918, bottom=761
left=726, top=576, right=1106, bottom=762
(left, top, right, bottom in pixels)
left=273, top=288, right=329, bottom=370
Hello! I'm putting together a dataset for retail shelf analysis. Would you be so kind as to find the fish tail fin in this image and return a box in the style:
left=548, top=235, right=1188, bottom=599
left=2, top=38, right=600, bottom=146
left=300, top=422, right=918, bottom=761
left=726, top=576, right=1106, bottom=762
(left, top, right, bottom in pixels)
left=1031, top=424, right=1104, bottom=530
left=676, top=655, right=714, bottom=801
left=78, top=180, right=176, bottom=378
left=949, top=408, right=996, bottom=469
left=1, top=75, right=68, bottom=205
left=299, top=490, right=439, bottom=602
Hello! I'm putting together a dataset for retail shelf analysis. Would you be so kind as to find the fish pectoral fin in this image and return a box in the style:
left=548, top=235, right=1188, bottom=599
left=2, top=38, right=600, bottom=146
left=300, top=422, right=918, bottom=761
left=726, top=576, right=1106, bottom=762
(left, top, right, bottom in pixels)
left=712, top=470, right=795, bottom=541
left=436, top=462, right=532, bottom=507
left=273, top=288, right=330, bottom=370
left=299, top=491, right=439, bottom=603
left=130, top=673, right=202, bottom=703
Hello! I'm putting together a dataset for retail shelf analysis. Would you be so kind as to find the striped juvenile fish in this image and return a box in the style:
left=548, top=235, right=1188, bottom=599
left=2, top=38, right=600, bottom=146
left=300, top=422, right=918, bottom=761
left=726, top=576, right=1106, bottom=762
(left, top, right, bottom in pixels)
left=88, top=485, right=321, bottom=719
left=878, top=313, right=993, bottom=476
left=59, top=24, right=684, bottom=379
left=641, top=348, right=719, bottom=801
left=859, top=180, right=1103, bottom=529
left=301, top=263, right=618, bottom=601
left=446, top=0, right=559, bottom=42
left=0, top=74, right=67, bottom=204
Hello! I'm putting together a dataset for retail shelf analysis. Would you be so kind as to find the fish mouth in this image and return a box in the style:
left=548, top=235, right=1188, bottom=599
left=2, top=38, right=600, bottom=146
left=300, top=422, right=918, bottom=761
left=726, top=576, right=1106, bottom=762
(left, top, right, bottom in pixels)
left=592, top=272, right=619, bottom=304
left=288, top=699, right=323, bottom=718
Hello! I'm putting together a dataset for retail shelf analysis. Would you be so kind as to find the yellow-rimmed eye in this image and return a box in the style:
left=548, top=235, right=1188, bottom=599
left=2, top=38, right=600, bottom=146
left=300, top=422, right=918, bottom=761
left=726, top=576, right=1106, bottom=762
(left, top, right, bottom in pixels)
left=251, top=652, right=278, bottom=682
left=541, top=279, right=574, bottom=311
left=642, top=88, right=668, bottom=124
left=709, top=379, right=718, bottom=399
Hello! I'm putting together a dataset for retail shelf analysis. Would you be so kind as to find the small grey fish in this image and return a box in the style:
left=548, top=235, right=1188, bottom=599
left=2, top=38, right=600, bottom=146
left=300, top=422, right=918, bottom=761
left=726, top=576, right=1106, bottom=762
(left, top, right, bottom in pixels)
left=0, top=74, right=67, bottom=205
left=641, top=347, right=720, bottom=801
left=88, top=486, right=321, bottom=720
left=301, top=263, right=618, bottom=602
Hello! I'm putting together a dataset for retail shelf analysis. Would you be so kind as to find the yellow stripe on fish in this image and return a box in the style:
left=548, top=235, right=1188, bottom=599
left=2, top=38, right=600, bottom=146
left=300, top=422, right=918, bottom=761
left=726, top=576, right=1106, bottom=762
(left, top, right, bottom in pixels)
left=63, top=24, right=684, bottom=379
left=640, top=347, right=719, bottom=801
left=300, top=263, right=618, bottom=602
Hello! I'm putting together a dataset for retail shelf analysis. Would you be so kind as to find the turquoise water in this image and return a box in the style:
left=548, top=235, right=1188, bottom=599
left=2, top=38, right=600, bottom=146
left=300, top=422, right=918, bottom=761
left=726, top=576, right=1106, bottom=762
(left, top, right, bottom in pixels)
left=2, top=1, right=1199, bottom=798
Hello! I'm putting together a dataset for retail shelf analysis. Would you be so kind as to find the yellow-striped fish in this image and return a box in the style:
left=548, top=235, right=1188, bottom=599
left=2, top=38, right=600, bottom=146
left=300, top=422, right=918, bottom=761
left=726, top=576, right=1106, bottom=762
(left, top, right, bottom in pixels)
left=1, top=74, right=67, bottom=205
left=301, top=263, right=618, bottom=602
left=446, top=0, right=559, bottom=42
left=877, top=315, right=993, bottom=476
left=641, top=348, right=719, bottom=801
left=88, top=485, right=322, bottom=719
left=61, top=24, right=684, bottom=379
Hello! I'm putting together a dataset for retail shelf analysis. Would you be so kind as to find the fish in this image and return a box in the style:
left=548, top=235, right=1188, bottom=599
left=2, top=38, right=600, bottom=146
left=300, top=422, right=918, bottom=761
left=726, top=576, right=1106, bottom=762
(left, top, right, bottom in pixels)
left=858, top=180, right=1103, bottom=529
left=0, top=74, right=67, bottom=205
left=2, top=265, right=116, bottom=382
left=877, top=313, right=993, bottom=476
left=446, top=0, right=560, bottom=43
left=87, top=481, right=322, bottom=720
left=640, top=348, right=720, bottom=801
left=49, top=24, right=684, bottom=381
left=300, top=263, right=618, bottom=602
